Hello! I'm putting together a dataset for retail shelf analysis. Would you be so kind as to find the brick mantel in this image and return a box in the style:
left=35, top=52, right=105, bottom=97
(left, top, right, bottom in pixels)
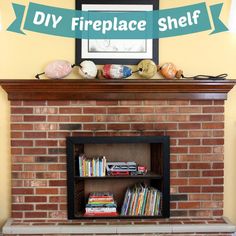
left=0, top=79, right=235, bottom=101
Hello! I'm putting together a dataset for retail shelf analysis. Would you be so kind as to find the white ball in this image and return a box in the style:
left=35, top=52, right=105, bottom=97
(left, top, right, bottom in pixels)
left=78, top=60, right=97, bottom=79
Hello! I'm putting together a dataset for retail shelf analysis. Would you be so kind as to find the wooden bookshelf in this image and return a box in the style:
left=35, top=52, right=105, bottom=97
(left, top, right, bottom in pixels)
left=66, top=136, right=170, bottom=219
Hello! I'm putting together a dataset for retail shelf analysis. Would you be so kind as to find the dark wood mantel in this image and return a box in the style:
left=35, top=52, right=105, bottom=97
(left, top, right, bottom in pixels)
left=0, top=79, right=235, bottom=101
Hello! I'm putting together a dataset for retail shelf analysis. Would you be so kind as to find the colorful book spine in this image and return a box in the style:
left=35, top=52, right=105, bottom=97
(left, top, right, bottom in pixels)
left=86, top=203, right=117, bottom=208
left=84, top=212, right=118, bottom=217
left=78, top=155, right=107, bottom=177
left=103, top=156, right=106, bottom=176
left=121, top=188, right=129, bottom=215
left=141, top=188, right=147, bottom=215
left=86, top=207, right=116, bottom=212
left=78, top=155, right=83, bottom=177
left=85, top=192, right=118, bottom=217
left=121, top=184, right=162, bottom=216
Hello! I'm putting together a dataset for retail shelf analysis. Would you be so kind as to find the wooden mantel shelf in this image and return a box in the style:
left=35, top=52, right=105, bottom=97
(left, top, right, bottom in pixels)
left=0, top=79, right=235, bottom=101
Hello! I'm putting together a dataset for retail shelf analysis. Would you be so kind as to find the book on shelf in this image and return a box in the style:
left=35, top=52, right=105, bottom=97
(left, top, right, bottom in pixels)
left=84, top=192, right=118, bottom=217
left=121, top=183, right=162, bottom=216
left=84, top=212, right=118, bottom=217
left=85, top=207, right=117, bottom=213
left=89, top=192, right=113, bottom=197
left=78, top=154, right=106, bottom=177
left=86, top=203, right=117, bottom=208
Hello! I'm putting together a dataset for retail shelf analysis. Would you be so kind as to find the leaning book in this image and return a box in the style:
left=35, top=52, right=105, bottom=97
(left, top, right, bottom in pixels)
left=121, top=183, right=162, bottom=216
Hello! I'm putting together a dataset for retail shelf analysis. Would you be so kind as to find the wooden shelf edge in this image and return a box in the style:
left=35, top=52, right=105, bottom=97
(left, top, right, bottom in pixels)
left=74, top=174, right=162, bottom=179
left=74, top=214, right=164, bottom=219
left=0, top=79, right=235, bottom=100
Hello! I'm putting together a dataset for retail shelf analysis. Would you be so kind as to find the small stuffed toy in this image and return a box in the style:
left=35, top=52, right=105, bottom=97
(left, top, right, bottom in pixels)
left=77, top=60, right=97, bottom=79
left=157, top=63, right=183, bottom=80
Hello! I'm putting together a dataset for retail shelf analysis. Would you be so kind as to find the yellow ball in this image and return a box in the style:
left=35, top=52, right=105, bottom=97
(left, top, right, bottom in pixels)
left=138, top=60, right=157, bottom=79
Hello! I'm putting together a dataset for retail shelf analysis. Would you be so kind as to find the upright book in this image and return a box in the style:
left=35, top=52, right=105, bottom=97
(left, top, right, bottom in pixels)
left=121, top=183, right=162, bottom=216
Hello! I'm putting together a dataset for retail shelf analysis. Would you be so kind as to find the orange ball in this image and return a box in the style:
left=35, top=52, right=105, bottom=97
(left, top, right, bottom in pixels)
left=160, top=63, right=178, bottom=80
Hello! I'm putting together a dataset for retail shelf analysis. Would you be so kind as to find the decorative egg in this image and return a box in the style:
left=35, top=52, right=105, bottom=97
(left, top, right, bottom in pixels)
left=103, top=64, right=132, bottom=79
left=44, top=60, right=72, bottom=79
left=78, top=60, right=97, bottom=79
left=159, top=63, right=178, bottom=80
left=137, top=60, right=157, bottom=79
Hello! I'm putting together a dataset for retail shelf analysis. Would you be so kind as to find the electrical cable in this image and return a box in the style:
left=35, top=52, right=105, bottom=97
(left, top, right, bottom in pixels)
left=182, top=73, right=228, bottom=80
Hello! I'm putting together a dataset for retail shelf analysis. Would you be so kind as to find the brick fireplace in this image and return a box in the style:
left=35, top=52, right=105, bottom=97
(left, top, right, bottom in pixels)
left=1, top=79, right=236, bottom=235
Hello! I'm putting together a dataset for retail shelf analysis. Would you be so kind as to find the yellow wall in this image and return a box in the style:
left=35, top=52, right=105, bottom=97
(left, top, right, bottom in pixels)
left=0, top=0, right=236, bottom=227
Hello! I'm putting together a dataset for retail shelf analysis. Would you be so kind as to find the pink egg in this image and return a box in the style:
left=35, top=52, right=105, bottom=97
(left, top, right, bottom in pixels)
left=45, top=60, right=72, bottom=79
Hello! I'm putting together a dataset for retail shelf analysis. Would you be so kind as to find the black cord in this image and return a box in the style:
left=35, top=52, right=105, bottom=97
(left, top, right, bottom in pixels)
left=182, top=73, right=228, bottom=80
left=35, top=72, right=45, bottom=80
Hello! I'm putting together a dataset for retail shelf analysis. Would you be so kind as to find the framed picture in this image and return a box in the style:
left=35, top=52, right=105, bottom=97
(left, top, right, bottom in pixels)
left=76, top=0, right=159, bottom=65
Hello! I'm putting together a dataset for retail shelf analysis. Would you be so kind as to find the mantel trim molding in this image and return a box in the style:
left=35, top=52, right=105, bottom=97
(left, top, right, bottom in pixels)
left=0, top=79, right=235, bottom=101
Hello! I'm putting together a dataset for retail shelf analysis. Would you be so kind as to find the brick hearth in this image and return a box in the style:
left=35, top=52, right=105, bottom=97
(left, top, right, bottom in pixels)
left=10, top=99, right=224, bottom=219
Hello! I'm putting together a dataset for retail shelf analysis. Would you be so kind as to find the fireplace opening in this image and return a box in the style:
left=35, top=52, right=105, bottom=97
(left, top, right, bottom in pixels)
left=66, top=136, right=170, bottom=219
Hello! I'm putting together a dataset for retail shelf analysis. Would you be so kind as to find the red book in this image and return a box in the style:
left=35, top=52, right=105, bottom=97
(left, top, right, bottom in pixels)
left=84, top=212, right=118, bottom=217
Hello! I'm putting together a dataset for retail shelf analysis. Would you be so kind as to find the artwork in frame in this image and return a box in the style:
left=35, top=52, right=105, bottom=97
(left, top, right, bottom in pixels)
left=76, top=0, right=159, bottom=65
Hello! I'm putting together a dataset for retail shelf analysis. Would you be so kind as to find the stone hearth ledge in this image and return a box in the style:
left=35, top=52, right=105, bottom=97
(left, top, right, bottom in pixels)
left=2, top=217, right=236, bottom=235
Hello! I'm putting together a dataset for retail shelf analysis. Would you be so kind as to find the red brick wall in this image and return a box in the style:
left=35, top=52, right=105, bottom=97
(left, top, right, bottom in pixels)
left=10, top=100, right=224, bottom=219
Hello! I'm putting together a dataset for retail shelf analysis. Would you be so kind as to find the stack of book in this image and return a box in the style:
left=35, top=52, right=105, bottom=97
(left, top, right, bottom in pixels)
left=78, top=154, right=106, bottom=177
left=121, top=183, right=162, bottom=216
left=84, top=192, right=118, bottom=217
